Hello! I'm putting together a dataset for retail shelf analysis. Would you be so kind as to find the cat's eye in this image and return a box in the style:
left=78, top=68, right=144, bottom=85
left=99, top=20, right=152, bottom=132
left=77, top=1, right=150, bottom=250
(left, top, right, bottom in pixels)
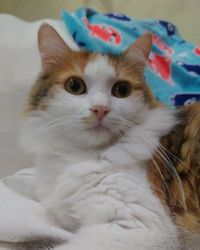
left=112, top=81, right=132, bottom=98
left=64, top=77, right=86, bottom=95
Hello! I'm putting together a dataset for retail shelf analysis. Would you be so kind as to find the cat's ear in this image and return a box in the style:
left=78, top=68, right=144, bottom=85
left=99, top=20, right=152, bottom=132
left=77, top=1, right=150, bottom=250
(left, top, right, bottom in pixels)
left=38, top=23, right=72, bottom=69
left=124, top=32, right=152, bottom=60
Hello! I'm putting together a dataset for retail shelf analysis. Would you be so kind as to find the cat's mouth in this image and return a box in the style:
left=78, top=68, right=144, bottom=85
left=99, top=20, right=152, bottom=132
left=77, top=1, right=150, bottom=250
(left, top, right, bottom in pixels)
left=86, top=123, right=110, bottom=133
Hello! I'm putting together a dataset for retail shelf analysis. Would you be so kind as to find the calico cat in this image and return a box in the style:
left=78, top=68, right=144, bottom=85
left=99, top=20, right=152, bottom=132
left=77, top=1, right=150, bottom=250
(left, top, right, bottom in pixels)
left=21, top=23, right=200, bottom=249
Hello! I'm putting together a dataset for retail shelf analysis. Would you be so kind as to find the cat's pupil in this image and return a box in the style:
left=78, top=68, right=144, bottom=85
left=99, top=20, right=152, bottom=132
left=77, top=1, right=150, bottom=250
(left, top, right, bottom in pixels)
left=117, top=84, right=128, bottom=95
left=70, top=79, right=80, bottom=92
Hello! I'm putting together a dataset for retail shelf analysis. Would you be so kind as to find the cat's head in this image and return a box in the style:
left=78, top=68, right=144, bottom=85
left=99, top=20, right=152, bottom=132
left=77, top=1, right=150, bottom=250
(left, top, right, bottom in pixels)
left=22, top=24, right=157, bottom=153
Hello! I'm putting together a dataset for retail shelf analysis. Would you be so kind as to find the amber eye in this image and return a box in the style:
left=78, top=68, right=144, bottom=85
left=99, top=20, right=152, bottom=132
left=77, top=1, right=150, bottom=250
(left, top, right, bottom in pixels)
left=112, top=81, right=131, bottom=98
left=64, top=77, right=86, bottom=95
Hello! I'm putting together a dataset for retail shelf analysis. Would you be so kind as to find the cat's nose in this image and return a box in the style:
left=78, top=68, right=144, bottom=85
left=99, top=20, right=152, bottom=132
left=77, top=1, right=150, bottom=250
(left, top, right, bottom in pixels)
left=91, top=105, right=110, bottom=121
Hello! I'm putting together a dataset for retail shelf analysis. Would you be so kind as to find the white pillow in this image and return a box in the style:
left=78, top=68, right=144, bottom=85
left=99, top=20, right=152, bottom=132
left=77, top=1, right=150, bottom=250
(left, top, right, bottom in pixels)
left=0, top=14, right=78, bottom=177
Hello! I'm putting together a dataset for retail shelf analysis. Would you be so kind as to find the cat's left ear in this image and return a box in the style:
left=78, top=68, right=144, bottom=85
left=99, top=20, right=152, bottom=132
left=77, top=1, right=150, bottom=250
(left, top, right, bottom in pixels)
left=124, top=32, right=152, bottom=60
left=38, top=23, right=72, bottom=69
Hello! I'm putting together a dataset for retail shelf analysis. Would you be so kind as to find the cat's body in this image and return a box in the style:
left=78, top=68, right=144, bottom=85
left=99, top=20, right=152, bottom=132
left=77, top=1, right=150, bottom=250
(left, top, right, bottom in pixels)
left=31, top=107, right=178, bottom=250
left=149, top=103, right=200, bottom=235
left=25, top=109, right=179, bottom=250
left=21, top=24, right=200, bottom=249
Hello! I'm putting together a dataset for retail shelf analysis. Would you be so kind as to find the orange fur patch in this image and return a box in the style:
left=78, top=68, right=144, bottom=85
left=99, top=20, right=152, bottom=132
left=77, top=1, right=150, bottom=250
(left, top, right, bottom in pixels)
left=148, top=103, right=200, bottom=233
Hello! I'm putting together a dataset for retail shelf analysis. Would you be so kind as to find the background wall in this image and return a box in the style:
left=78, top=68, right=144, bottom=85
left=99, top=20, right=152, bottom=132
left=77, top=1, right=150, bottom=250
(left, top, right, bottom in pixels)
left=0, top=0, right=200, bottom=45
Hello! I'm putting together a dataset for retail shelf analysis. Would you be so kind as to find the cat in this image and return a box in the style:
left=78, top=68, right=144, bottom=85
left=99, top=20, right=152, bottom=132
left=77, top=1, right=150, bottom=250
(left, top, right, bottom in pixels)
left=20, top=23, right=200, bottom=249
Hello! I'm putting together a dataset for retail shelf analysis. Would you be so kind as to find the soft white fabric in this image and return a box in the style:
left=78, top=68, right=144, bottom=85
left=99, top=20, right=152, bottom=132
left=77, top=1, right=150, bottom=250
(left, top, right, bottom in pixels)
left=0, top=14, right=78, bottom=178
left=0, top=169, right=71, bottom=249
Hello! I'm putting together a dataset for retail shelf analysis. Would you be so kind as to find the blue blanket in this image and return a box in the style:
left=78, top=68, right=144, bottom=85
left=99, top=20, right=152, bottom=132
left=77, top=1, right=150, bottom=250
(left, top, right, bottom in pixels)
left=62, top=8, right=200, bottom=107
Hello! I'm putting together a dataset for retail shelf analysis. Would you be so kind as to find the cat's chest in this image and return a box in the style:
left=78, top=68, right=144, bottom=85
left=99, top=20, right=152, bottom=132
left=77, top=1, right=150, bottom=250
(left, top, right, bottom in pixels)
left=48, top=162, right=171, bottom=230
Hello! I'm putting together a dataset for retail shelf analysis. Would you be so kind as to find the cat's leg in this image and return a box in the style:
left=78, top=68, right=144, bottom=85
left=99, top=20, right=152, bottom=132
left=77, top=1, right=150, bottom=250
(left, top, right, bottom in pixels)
left=40, top=179, right=82, bottom=232
left=40, top=159, right=108, bottom=232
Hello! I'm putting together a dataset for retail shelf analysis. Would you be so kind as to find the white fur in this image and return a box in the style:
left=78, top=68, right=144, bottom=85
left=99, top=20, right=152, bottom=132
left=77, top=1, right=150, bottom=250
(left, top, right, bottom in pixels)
left=21, top=55, right=179, bottom=249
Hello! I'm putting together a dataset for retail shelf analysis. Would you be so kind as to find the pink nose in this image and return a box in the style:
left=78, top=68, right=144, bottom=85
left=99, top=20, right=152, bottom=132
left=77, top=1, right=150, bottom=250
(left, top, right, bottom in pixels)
left=91, top=105, right=110, bottom=121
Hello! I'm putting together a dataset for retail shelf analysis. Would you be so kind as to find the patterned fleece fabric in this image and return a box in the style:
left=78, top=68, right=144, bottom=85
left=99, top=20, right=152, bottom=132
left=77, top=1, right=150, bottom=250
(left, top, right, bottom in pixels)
left=62, top=8, right=200, bottom=107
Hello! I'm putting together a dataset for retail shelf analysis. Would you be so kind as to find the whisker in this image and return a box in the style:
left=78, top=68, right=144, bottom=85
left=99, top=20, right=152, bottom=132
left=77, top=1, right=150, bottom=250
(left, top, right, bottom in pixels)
left=151, top=158, right=172, bottom=199
left=158, top=143, right=199, bottom=178
left=136, top=134, right=188, bottom=213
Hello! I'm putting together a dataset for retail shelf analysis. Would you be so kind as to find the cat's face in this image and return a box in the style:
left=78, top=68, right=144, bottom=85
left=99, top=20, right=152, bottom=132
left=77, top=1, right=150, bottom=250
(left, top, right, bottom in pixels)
left=23, top=24, right=156, bottom=152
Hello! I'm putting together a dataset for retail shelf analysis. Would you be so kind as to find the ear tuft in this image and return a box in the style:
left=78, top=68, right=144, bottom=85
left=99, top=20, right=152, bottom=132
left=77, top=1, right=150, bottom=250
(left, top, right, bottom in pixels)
left=125, top=32, right=153, bottom=60
left=38, top=23, right=71, bottom=69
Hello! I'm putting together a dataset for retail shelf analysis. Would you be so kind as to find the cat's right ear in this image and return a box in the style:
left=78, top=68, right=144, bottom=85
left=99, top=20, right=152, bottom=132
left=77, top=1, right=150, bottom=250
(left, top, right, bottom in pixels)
left=38, top=23, right=72, bottom=69
left=123, top=32, right=152, bottom=62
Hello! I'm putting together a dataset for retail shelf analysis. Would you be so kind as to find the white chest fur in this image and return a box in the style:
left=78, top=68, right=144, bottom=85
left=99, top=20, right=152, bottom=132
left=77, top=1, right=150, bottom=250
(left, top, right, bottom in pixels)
left=37, top=158, right=179, bottom=250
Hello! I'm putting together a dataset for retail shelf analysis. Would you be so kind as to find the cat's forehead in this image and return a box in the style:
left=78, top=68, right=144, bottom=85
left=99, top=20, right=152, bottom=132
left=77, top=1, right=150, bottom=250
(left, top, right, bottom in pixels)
left=82, top=52, right=145, bottom=83
left=84, top=55, right=116, bottom=81
left=55, top=51, right=144, bottom=85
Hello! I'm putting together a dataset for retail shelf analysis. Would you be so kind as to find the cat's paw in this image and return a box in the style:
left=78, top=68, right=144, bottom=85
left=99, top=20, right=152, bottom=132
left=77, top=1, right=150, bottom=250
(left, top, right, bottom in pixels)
left=46, top=201, right=81, bottom=232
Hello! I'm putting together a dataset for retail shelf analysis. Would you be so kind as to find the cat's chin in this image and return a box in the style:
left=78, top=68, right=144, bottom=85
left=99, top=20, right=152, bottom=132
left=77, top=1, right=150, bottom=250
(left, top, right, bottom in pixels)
left=82, top=126, right=115, bottom=148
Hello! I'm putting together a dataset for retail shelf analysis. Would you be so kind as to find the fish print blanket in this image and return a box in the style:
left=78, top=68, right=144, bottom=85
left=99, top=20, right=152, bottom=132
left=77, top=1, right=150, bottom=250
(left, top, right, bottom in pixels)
left=62, top=8, right=200, bottom=107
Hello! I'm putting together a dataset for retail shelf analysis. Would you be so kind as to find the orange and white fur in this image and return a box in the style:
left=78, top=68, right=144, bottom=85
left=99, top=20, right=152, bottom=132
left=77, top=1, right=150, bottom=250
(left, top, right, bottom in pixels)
left=21, top=24, right=180, bottom=249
